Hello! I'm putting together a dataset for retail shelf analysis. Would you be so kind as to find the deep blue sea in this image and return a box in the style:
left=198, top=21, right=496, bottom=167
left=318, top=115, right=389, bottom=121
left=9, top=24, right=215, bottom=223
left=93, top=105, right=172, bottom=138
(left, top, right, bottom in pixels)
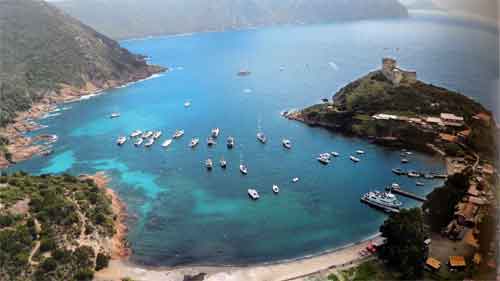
left=6, top=13, right=499, bottom=266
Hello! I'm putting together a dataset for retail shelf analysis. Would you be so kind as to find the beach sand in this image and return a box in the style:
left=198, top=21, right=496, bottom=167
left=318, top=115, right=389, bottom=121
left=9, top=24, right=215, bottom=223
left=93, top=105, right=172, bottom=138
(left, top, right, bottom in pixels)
left=94, top=237, right=378, bottom=281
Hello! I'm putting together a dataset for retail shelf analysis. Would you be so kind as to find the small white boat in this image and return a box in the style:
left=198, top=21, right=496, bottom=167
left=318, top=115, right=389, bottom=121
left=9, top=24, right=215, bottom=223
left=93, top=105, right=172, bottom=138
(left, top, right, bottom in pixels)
left=161, top=139, right=173, bottom=148
left=317, top=156, right=330, bottom=164
left=116, top=136, right=127, bottom=145
left=227, top=137, right=235, bottom=149
left=142, top=131, right=153, bottom=139
left=350, top=156, right=361, bottom=162
left=173, top=129, right=185, bottom=139
left=152, top=131, right=162, bottom=139
left=240, top=164, right=248, bottom=175
left=134, top=138, right=143, bottom=147
left=211, top=128, right=220, bottom=138
left=407, top=171, right=420, bottom=178
left=220, top=158, right=227, bottom=168
left=416, top=181, right=425, bottom=186
left=189, top=138, right=200, bottom=148
left=184, top=101, right=191, bottom=108
left=109, top=112, right=121, bottom=119
left=292, top=177, right=299, bottom=183
left=144, top=138, right=155, bottom=147
left=205, top=159, right=213, bottom=170
left=282, top=139, right=292, bottom=149
left=391, top=183, right=401, bottom=190
left=207, top=137, right=216, bottom=146
left=331, top=152, right=340, bottom=157
left=131, top=130, right=142, bottom=138
left=248, top=189, right=260, bottom=200
left=257, top=132, right=267, bottom=144
left=272, top=185, right=280, bottom=194
left=401, top=158, right=409, bottom=164
left=356, top=150, right=365, bottom=155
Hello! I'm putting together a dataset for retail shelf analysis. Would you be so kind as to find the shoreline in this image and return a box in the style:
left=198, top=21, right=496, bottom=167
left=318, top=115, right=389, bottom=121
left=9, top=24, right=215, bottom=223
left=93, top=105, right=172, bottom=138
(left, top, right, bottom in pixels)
left=95, top=234, right=381, bottom=281
left=0, top=66, right=165, bottom=170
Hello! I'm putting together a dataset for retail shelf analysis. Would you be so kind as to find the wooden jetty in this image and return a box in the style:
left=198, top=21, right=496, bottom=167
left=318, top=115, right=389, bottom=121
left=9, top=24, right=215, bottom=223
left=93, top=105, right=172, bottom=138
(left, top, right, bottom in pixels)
left=387, top=187, right=426, bottom=202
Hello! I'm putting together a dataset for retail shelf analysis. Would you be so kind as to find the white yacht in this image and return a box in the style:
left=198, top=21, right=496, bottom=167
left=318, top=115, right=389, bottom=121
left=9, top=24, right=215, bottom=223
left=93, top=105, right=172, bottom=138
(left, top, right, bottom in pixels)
left=220, top=158, right=227, bottom=168
left=142, top=131, right=153, bottom=139
left=161, top=139, right=173, bottom=148
left=356, top=150, right=365, bottom=155
left=257, top=132, right=267, bottom=144
left=361, top=191, right=402, bottom=210
left=207, top=137, right=216, bottom=146
left=317, top=156, right=330, bottom=164
left=240, top=164, right=248, bottom=175
left=331, top=152, right=340, bottom=157
left=205, top=159, right=213, bottom=170
left=292, top=177, right=299, bottom=183
left=152, top=131, right=162, bottom=139
left=248, top=189, right=260, bottom=200
left=184, top=101, right=191, bottom=108
left=189, top=138, right=200, bottom=148
left=416, top=181, right=425, bottom=186
left=173, top=129, right=185, bottom=139
left=407, top=171, right=420, bottom=178
left=211, top=128, right=220, bottom=138
left=350, top=156, right=361, bottom=162
left=227, top=137, right=235, bottom=149
left=130, top=130, right=142, bottom=138
left=134, top=138, right=143, bottom=147
left=109, top=112, right=121, bottom=119
left=282, top=139, right=292, bottom=149
left=116, top=136, right=127, bottom=146
left=272, top=185, right=280, bottom=194
left=144, top=138, right=155, bottom=147
left=401, top=158, right=409, bottom=164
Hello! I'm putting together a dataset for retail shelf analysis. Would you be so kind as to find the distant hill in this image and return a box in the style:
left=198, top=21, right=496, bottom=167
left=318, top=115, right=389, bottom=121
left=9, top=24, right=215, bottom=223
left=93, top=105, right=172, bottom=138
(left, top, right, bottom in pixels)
left=54, top=0, right=409, bottom=39
left=0, top=0, right=164, bottom=127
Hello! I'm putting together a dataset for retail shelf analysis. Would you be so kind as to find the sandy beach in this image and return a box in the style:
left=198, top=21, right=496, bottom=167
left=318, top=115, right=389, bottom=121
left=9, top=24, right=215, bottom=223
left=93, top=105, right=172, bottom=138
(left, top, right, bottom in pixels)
left=94, top=235, right=379, bottom=281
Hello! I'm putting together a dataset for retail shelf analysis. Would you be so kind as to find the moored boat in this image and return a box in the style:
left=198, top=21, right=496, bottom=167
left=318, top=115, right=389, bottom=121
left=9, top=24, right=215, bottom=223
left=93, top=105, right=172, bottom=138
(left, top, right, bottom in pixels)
left=407, top=171, right=420, bottom=178
left=227, top=136, right=235, bottom=149
left=184, top=101, right=191, bottom=107
left=189, top=138, right=200, bottom=148
left=257, top=132, right=267, bottom=144
left=317, top=155, right=330, bottom=164
left=361, top=191, right=402, bottom=212
left=401, top=158, right=409, bottom=164
left=116, top=136, right=127, bottom=146
left=109, top=112, right=121, bottom=119
left=211, top=128, right=220, bottom=138
left=292, top=177, right=299, bottom=183
left=134, top=138, right=143, bottom=147
left=240, top=164, right=248, bottom=175
left=207, top=137, right=216, bottom=146
left=392, top=168, right=405, bottom=175
left=356, top=150, right=365, bottom=155
left=416, top=181, right=425, bottom=186
left=162, top=139, right=173, bottom=148
left=248, top=189, right=260, bottom=200
left=130, top=130, right=142, bottom=138
left=350, top=155, right=361, bottom=163
left=142, top=131, right=153, bottom=139
left=205, top=159, right=213, bottom=170
left=220, top=158, right=227, bottom=168
left=282, top=139, right=292, bottom=149
left=238, top=69, right=251, bottom=76
left=173, top=129, right=185, bottom=139
left=152, top=131, right=162, bottom=139
left=272, top=185, right=280, bottom=194
left=331, top=152, right=340, bottom=157
left=144, top=138, right=155, bottom=147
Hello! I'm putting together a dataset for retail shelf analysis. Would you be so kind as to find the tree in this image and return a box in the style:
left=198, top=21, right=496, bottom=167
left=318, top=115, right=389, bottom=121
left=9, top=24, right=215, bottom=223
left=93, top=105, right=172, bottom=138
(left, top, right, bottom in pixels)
left=95, top=252, right=110, bottom=271
left=379, top=208, right=427, bottom=279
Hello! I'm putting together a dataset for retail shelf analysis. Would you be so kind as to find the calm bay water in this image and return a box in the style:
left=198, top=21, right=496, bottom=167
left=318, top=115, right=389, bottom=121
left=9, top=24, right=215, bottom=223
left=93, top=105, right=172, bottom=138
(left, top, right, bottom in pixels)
left=7, top=13, right=498, bottom=266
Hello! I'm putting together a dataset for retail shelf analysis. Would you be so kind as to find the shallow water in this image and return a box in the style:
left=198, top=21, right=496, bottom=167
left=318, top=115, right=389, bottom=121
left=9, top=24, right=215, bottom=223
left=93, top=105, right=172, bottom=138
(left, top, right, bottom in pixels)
left=7, top=13, right=498, bottom=266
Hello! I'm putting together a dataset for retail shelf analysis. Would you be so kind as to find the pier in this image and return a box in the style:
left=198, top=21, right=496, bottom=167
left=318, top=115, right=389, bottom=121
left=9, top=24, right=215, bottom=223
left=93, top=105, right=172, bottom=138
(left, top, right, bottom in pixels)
left=388, top=187, right=426, bottom=202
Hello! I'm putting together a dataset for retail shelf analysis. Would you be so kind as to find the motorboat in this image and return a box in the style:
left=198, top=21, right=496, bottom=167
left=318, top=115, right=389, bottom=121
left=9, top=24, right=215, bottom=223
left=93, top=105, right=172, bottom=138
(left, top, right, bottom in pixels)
left=184, top=101, right=191, bottom=108
left=416, top=181, right=425, bottom=186
left=211, top=128, right=220, bottom=138
left=401, top=158, right=409, bottom=164
left=350, top=156, right=361, bottom=162
left=152, top=131, right=162, bottom=139
left=144, top=138, right=155, bottom=147
left=317, top=155, right=330, bottom=164
left=142, top=131, right=153, bottom=139
left=207, top=137, right=216, bottom=146
left=248, top=189, right=260, bottom=200
left=237, top=69, right=251, bottom=76
left=173, top=129, right=185, bottom=139
left=227, top=137, right=235, bottom=149
left=220, top=158, right=227, bottom=168
left=189, top=138, right=199, bottom=148
left=161, top=139, right=173, bottom=148
left=130, top=130, right=142, bottom=138
left=356, top=150, right=365, bottom=155
left=257, top=132, right=267, bottom=144
left=134, top=138, right=143, bottom=147
left=272, top=185, right=280, bottom=194
left=240, top=164, right=248, bottom=175
left=205, top=159, right=213, bottom=170
left=109, top=112, right=121, bottom=119
left=292, top=177, right=299, bottom=183
left=116, top=136, right=127, bottom=146
left=392, top=168, right=405, bottom=175
left=407, top=171, right=420, bottom=178
left=331, top=152, right=340, bottom=157
left=282, top=139, right=292, bottom=149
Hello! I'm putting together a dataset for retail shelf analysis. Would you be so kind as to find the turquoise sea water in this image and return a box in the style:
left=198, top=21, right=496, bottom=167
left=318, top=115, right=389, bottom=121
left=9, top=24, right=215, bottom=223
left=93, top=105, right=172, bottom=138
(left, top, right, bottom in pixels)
left=6, top=13, right=498, bottom=266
